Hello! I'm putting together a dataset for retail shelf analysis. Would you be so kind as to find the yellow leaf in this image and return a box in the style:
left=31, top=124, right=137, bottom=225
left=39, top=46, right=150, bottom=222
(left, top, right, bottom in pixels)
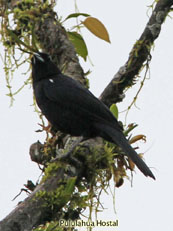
left=128, top=154, right=144, bottom=171
left=82, top=17, right=110, bottom=43
left=129, top=135, right=146, bottom=144
left=128, top=158, right=135, bottom=171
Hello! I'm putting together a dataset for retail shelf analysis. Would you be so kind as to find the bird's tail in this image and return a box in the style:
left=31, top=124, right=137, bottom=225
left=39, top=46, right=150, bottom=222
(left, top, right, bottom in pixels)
left=95, top=123, right=155, bottom=180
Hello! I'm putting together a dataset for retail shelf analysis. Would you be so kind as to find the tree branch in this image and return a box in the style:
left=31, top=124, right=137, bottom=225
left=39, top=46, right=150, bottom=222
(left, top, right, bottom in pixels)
left=100, top=0, right=173, bottom=107
left=0, top=166, right=79, bottom=231
left=0, top=138, right=105, bottom=231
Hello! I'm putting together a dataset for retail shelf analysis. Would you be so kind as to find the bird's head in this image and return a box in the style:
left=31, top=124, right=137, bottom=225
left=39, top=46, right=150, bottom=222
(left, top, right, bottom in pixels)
left=31, top=52, right=61, bottom=83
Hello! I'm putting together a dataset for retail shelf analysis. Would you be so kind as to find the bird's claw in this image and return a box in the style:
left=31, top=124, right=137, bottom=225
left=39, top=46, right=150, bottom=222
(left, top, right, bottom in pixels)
left=51, top=148, right=82, bottom=168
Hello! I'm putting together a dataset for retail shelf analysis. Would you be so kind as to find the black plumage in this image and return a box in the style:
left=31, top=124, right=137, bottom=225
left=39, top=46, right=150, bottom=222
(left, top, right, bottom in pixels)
left=31, top=52, right=155, bottom=180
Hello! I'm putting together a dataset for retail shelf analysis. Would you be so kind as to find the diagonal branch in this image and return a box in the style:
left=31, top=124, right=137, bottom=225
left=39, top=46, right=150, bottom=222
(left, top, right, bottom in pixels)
left=100, top=0, right=173, bottom=107
left=0, top=139, right=103, bottom=231
left=0, top=164, right=78, bottom=231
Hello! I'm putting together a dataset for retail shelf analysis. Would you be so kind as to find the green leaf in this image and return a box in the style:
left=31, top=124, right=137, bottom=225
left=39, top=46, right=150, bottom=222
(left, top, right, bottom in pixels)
left=124, top=123, right=138, bottom=136
left=65, top=177, right=76, bottom=194
left=64, top=13, right=90, bottom=22
left=110, top=104, right=118, bottom=119
left=67, top=31, right=88, bottom=61
left=55, top=177, right=76, bottom=208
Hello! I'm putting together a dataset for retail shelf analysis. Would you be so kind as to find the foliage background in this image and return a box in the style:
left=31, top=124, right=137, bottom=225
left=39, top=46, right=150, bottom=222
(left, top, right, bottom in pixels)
left=0, top=0, right=173, bottom=230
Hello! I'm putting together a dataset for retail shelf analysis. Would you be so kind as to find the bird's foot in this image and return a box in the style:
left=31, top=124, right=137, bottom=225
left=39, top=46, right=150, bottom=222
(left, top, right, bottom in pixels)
left=38, top=122, right=52, bottom=132
left=51, top=136, right=84, bottom=167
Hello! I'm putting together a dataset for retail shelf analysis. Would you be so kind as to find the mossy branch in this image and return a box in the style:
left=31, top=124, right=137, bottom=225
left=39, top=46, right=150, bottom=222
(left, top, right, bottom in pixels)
left=100, top=0, right=173, bottom=107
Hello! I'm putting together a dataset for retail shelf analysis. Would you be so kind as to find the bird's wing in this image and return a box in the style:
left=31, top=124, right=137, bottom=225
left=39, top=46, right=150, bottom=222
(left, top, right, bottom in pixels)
left=42, top=75, right=117, bottom=124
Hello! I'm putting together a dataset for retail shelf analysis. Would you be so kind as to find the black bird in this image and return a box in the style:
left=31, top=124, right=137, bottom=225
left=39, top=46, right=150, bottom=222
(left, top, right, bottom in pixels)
left=31, top=52, right=155, bottom=180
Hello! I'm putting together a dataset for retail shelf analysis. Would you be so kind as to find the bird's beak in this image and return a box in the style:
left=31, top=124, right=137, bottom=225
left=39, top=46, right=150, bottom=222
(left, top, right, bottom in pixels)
left=33, top=53, right=44, bottom=62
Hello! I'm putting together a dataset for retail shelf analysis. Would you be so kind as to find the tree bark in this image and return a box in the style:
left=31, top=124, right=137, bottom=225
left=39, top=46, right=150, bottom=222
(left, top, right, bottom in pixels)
left=100, top=0, right=173, bottom=106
